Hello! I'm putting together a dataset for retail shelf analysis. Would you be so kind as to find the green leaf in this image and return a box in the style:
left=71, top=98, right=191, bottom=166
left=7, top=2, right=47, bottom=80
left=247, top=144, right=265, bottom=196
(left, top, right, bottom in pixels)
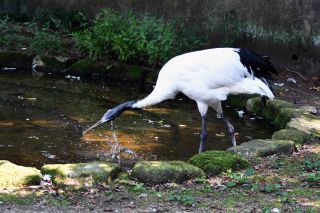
left=226, top=181, right=237, bottom=188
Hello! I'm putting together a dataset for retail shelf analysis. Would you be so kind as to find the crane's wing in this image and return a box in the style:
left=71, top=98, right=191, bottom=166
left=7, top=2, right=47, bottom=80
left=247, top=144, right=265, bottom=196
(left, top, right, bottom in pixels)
left=157, top=48, right=277, bottom=102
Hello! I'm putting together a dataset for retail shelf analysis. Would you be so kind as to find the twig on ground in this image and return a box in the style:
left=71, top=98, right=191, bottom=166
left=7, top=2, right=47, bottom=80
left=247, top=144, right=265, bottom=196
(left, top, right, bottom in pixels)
left=284, top=68, right=308, bottom=81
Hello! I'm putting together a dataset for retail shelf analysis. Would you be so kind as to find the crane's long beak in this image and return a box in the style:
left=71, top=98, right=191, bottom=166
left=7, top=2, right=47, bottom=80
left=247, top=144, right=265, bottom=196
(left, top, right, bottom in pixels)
left=82, top=100, right=137, bottom=135
left=82, top=118, right=109, bottom=135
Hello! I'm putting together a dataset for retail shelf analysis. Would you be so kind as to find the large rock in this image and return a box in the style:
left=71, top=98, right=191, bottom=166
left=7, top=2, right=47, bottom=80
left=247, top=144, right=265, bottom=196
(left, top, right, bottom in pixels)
left=228, top=139, right=295, bottom=158
left=0, top=160, right=41, bottom=188
left=272, top=129, right=311, bottom=145
left=41, top=161, right=120, bottom=189
left=188, top=151, right=250, bottom=176
left=131, top=161, right=205, bottom=184
left=287, top=115, right=320, bottom=137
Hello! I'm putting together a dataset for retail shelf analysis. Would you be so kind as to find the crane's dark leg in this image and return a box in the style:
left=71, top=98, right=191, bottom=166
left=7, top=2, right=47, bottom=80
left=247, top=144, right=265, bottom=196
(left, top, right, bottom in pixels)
left=220, top=113, right=237, bottom=147
left=199, top=115, right=207, bottom=153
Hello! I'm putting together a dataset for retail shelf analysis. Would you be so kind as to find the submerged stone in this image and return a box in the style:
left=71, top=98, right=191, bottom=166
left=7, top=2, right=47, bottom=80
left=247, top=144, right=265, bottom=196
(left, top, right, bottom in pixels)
left=228, top=139, right=295, bottom=158
left=188, top=151, right=250, bottom=176
left=131, top=161, right=205, bottom=184
left=32, top=55, right=72, bottom=73
left=287, top=115, right=320, bottom=137
left=272, top=129, right=311, bottom=145
left=41, top=161, right=120, bottom=189
left=0, top=160, right=41, bottom=188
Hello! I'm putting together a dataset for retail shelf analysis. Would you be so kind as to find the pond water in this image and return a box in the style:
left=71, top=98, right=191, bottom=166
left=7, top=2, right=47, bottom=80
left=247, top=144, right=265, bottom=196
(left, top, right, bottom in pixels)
left=0, top=72, right=274, bottom=168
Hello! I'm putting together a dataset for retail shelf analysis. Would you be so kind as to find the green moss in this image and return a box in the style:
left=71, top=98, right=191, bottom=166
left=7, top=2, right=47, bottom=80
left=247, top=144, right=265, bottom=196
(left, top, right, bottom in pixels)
left=0, top=160, right=41, bottom=188
left=274, top=108, right=304, bottom=129
left=41, top=161, right=120, bottom=189
left=131, top=161, right=205, bottom=184
left=262, top=99, right=295, bottom=122
left=227, top=94, right=258, bottom=108
left=187, top=151, right=250, bottom=176
left=246, top=97, right=262, bottom=114
left=229, top=139, right=295, bottom=158
left=272, top=129, right=311, bottom=145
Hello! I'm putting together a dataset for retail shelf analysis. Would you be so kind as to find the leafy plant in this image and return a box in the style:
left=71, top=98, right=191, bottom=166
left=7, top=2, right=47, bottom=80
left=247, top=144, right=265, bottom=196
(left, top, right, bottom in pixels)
left=72, top=9, right=204, bottom=66
left=304, top=157, right=320, bottom=171
left=168, top=190, right=196, bottom=206
left=130, top=182, right=145, bottom=193
left=305, top=171, right=320, bottom=186
left=263, top=183, right=282, bottom=193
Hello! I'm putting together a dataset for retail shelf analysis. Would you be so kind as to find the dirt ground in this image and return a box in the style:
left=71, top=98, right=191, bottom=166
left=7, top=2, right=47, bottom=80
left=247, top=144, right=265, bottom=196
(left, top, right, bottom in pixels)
left=1, top=71, right=319, bottom=212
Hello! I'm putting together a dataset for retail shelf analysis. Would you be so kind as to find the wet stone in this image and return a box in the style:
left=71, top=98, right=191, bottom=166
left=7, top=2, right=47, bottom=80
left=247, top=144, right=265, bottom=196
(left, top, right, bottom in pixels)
left=228, top=139, right=295, bottom=158
left=131, top=161, right=205, bottom=184
left=41, top=161, right=120, bottom=189
left=0, top=160, right=42, bottom=188
left=188, top=151, right=250, bottom=176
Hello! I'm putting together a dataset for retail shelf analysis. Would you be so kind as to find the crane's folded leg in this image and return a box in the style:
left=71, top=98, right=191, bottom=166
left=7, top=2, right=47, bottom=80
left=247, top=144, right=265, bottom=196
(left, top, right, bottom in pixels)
left=199, top=115, right=207, bottom=153
left=221, top=113, right=237, bottom=147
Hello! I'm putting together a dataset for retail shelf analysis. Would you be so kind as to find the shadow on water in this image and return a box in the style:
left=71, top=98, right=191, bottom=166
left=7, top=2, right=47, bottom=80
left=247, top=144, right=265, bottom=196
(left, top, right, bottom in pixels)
left=0, top=72, right=275, bottom=168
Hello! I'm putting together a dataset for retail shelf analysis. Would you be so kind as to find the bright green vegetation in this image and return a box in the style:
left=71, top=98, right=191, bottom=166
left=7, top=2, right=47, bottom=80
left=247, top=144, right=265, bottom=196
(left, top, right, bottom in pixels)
left=188, top=151, right=250, bottom=175
left=72, top=9, right=204, bottom=66
left=0, top=160, right=41, bottom=188
left=131, top=161, right=205, bottom=184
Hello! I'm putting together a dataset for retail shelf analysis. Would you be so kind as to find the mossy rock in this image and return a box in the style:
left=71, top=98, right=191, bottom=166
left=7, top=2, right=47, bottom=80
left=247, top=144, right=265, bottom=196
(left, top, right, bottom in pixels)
left=188, top=151, right=250, bottom=176
left=228, top=139, right=295, bottom=158
left=68, top=58, right=95, bottom=75
left=105, top=62, right=146, bottom=82
left=246, top=97, right=262, bottom=114
left=287, top=115, right=320, bottom=137
left=246, top=98, right=297, bottom=128
left=0, top=51, right=33, bottom=70
left=131, top=161, right=205, bottom=184
left=33, top=55, right=72, bottom=73
left=41, top=161, right=120, bottom=189
left=227, top=94, right=258, bottom=108
left=0, top=160, right=41, bottom=188
left=272, top=129, right=311, bottom=145
left=274, top=108, right=304, bottom=129
left=262, top=99, right=295, bottom=122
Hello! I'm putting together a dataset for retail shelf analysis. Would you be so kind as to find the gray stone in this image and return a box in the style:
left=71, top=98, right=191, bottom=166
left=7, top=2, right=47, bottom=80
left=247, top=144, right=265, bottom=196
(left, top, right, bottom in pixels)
left=299, top=105, right=318, bottom=115
left=228, top=139, right=295, bottom=158
left=287, top=115, right=320, bottom=137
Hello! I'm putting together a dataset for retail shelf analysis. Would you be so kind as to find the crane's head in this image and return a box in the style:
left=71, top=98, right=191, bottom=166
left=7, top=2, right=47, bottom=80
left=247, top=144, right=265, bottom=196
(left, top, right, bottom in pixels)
left=82, top=100, right=137, bottom=135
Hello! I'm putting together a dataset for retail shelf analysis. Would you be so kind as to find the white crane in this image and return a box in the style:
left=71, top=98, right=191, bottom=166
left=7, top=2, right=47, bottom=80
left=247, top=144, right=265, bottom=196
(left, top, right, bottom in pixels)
left=83, top=47, right=277, bottom=153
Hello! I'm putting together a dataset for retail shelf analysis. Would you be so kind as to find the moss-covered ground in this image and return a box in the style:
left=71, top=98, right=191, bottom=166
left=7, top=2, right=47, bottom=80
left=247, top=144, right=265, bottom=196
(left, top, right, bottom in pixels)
left=1, top=142, right=319, bottom=212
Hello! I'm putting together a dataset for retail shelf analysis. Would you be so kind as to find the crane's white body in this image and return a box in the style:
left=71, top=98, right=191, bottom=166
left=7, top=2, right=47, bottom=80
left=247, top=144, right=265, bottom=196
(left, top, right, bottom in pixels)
left=133, top=48, right=274, bottom=116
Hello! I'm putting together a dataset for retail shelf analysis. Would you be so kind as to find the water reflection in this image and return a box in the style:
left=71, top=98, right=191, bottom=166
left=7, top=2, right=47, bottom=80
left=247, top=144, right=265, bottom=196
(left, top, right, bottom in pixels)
left=0, top=72, right=274, bottom=168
